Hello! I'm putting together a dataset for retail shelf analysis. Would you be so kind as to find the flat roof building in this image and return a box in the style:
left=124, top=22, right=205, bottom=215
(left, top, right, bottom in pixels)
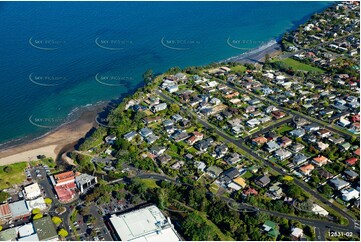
left=109, top=205, right=181, bottom=241
left=9, top=200, right=31, bottom=220
left=33, top=216, right=58, bottom=241
left=23, top=183, right=41, bottom=200
left=75, top=173, right=97, bottom=193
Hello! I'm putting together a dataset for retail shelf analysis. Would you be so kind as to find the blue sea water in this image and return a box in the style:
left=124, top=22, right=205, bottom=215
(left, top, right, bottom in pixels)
left=0, top=1, right=332, bottom=146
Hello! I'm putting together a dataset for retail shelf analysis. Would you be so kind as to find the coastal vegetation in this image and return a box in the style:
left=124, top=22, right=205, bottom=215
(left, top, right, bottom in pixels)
left=0, top=162, right=27, bottom=189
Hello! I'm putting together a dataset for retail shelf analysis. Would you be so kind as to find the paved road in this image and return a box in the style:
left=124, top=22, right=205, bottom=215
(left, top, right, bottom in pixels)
left=154, top=90, right=359, bottom=238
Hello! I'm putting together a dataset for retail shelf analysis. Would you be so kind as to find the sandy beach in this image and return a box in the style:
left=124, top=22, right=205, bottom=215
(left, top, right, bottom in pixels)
left=223, top=40, right=283, bottom=64
left=0, top=110, right=98, bottom=166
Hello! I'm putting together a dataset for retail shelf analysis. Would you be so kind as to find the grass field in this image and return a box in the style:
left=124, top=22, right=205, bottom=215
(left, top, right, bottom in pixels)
left=276, top=124, right=294, bottom=135
left=0, top=162, right=27, bottom=189
left=140, top=179, right=159, bottom=189
left=230, top=65, right=247, bottom=73
left=242, top=171, right=253, bottom=179
left=279, top=58, right=325, bottom=73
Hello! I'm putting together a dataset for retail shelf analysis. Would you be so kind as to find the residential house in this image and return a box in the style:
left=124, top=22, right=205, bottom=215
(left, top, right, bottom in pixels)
left=139, top=127, right=153, bottom=138
left=224, top=153, right=241, bottom=165
left=243, top=187, right=258, bottom=197
left=213, top=144, right=228, bottom=159
left=292, top=154, right=309, bottom=165
left=289, top=129, right=306, bottom=138
left=339, top=142, right=352, bottom=151
left=329, top=177, right=349, bottom=190
left=151, top=103, right=167, bottom=113
left=344, top=169, right=358, bottom=181
left=166, top=85, right=178, bottom=93
left=143, top=116, right=162, bottom=125
left=206, top=166, right=223, bottom=178
left=252, top=136, right=268, bottom=146
left=316, top=142, right=329, bottom=151
left=256, top=175, right=271, bottom=187
left=194, top=138, right=214, bottom=152
left=312, top=156, right=329, bottom=167
left=105, top=134, right=117, bottom=145
left=304, top=123, right=320, bottom=132
left=299, top=164, right=315, bottom=176
left=246, top=118, right=260, bottom=128
left=172, top=114, right=183, bottom=122
left=317, top=129, right=332, bottom=138
left=262, top=220, right=280, bottom=239
left=157, top=154, right=171, bottom=165
left=274, top=149, right=292, bottom=161
left=266, top=182, right=283, bottom=200
left=194, top=161, right=206, bottom=172
left=345, top=157, right=358, bottom=166
left=149, top=146, right=166, bottom=156
left=303, top=134, right=317, bottom=143
left=341, top=188, right=359, bottom=202
left=220, top=167, right=240, bottom=184
left=271, top=110, right=286, bottom=119
left=279, top=136, right=292, bottom=148
left=186, top=132, right=204, bottom=145
left=291, top=228, right=304, bottom=240
left=328, top=136, right=345, bottom=145
left=171, top=131, right=190, bottom=142
left=290, top=143, right=305, bottom=153
left=145, top=134, right=159, bottom=144
left=123, top=131, right=137, bottom=142
left=265, top=141, right=280, bottom=153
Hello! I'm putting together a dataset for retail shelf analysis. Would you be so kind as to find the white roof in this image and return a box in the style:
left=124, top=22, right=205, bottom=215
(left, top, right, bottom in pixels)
left=26, top=197, right=47, bottom=211
left=17, top=233, right=39, bottom=241
left=110, top=205, right=180, bottom=241
left=24, top=183, right=41, bottom=198
left=312, top=204, right=329, bottom=216
left=16, top=223, right=35, bottom=237
left=291, top=228, right=303, bottom=237
left=227, top=182, right=242, bottom=191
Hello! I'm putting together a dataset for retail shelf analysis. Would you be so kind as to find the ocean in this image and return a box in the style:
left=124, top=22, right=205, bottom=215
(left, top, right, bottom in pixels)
left=0, top=1, right=332, bottom=147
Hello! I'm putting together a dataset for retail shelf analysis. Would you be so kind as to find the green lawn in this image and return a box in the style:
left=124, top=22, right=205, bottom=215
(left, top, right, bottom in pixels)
left=230, top=65, right=247, bottom=73
left=140, top=179, right=159, bottom=189
left=242, top=171, right=253, bottom=179
left=0, top=162, right=27, bottom=189
left=279, top=58, right=325, bottom=73
left=209, top=183, right=220, bottom=194
left=276, top=124, right=294, bottom=135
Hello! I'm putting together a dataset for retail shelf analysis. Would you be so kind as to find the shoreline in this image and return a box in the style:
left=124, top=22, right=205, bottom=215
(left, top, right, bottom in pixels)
left=0, top=39, right=284, bottom=167
left=0, top=107, right=101, bottom=166
left=222, top=39, right=283, bottom=64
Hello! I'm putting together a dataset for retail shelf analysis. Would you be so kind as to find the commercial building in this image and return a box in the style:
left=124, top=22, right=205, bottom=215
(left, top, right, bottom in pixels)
left=109, top=205, right=181, bottom=241
left=23, top=183, right=41, bottom=200
left=9, top=200, right=31, bottom=220
left=26, top=197, right=47, bottom=211
left=75, top=173, right=97, bottom=193
left=33, top=216, right=58, bottom=241
left=0, top=203, right=12, bottom=223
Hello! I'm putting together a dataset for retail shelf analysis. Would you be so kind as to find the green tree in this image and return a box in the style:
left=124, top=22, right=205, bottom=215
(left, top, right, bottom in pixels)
left=52, top=216, right=62, bottom=226
left=0, top=191, right=9, bottom=203
left=32, top=208, right=41, bottom=214
left=44, top=198, right=52, bottom=205
left=33, top=213, right=43, bottom=220
left=143, top=69, right=153, bottom=83
left=58, top=229, right=68, bottom=238
left=169, top=103, right=180, bottom=115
